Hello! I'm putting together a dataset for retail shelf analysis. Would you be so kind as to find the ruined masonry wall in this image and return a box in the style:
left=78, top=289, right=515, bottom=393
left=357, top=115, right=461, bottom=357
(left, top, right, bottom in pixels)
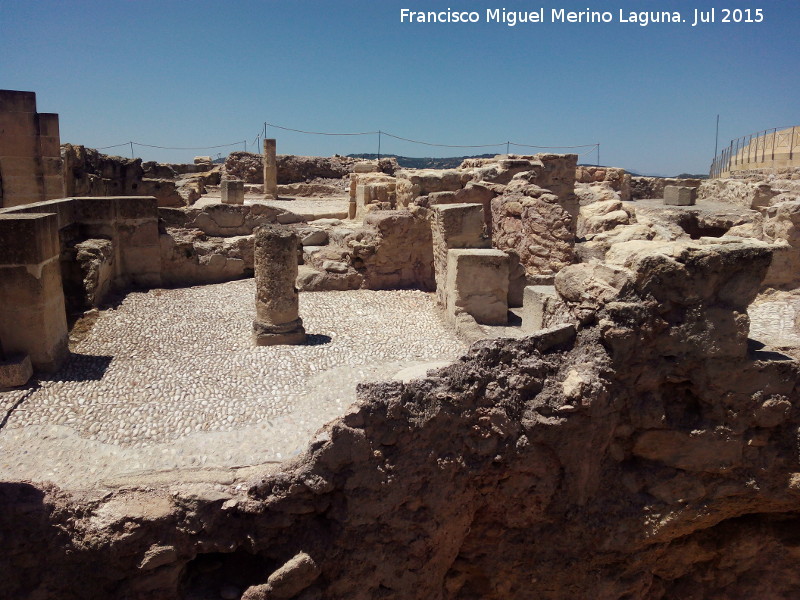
left=0, top=90, right=64, bottom=208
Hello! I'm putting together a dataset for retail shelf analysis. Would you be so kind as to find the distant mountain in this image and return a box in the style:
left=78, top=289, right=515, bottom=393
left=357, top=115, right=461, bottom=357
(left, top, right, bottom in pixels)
left=348, top=153, right=497, bottom=170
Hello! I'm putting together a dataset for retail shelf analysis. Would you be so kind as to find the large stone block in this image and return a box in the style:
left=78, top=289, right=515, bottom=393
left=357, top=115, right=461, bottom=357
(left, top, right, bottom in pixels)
left=0, top=261, right=68, bottom=371
left=115, top=196, right=159, bottom=220
left=432, top=203, right=487, bottom=248
left=73, top=197, right=119, bottom=222
left=221, top=179, right=245, bottom=205
left=432, top=203, right=489, bottom=306
left=0, top=198, right=76, bottom=230
left=522, top=285, right=558, bottom=332
left=445, top=249, right=509, bottom=325
left=664, top=186, right=697, bottom=206
left=0, top=213, right=60, bottom=265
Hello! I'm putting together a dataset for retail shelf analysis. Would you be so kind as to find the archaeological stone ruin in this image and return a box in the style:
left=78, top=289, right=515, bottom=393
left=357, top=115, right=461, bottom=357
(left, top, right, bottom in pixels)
left=2, top=89, right=800, bottom=598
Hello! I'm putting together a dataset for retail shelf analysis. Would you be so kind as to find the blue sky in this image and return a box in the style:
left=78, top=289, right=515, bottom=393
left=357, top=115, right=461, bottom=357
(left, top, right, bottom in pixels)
left=1, top=0, right=797, bottom=175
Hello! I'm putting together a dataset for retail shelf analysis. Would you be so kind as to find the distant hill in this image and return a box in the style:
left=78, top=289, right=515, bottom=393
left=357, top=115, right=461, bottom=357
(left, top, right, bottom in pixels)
left=349, top=153, right=497, bottom=170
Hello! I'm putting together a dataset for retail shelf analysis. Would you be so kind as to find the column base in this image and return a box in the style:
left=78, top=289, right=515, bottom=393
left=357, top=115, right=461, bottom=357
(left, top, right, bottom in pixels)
left=253, top=318, right=307, bottom=346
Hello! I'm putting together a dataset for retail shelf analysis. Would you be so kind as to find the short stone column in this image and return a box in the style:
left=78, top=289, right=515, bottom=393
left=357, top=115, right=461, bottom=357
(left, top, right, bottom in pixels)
left=253, top=226, right=306, bottom=346
left=263, top=138, right=278, bottom=199
left=221, top=179, right=244, bottom=205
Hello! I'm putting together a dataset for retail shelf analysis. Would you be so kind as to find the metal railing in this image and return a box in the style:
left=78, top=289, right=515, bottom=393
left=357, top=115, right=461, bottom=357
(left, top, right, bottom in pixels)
left=710, top=126, right=800, bottom=178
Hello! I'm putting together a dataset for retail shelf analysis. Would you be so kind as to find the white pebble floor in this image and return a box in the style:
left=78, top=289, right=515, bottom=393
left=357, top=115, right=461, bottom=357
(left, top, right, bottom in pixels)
left=0, top=282, right=466, bottom=490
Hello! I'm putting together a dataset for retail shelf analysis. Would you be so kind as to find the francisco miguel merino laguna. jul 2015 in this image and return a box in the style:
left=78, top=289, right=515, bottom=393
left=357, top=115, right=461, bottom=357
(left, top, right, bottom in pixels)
left=399, top=7, right=766, bottom=27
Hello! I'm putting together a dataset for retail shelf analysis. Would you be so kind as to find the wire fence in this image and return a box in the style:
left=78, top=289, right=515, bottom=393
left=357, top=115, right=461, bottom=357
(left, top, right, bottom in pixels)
left=249, top=122, right=601, bottom=162
left=710, top=126, right=800, bottom=178
left=92, top=123, right=602, bottom=164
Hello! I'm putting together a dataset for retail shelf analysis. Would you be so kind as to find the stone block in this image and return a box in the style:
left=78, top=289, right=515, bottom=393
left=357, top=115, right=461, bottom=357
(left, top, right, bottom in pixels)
left=522, top=285, right=558, bottom=332
left=664, top=186, right=697, bottom=206
left=116, top=196, right=159, bottom=220
left=221, top=179, right=245, bottom=205
left=73, top=197, right=118, bottom=222
left=1, top=198, right=76, bottom=230
left=445, top=249, right=509, bottom=325
left=432, top=203, right=487, bottom=248
left=0, top=261, right=68, bottom=371
left=353, top=161, right=379, bottom=173
left=0, top=213, right=60, bottom=265
left=0, top=354, right=33, bottom=389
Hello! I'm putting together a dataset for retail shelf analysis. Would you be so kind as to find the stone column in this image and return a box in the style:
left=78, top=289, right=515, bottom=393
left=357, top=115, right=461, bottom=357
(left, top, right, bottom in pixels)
left=263, top=138, right=278, bottom=199
left=253, top=225, right=306, bottom=346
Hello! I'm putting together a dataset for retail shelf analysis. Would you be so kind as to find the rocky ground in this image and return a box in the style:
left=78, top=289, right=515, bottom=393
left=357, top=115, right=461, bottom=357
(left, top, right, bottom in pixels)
left=0, top=284, right=465, bottom=492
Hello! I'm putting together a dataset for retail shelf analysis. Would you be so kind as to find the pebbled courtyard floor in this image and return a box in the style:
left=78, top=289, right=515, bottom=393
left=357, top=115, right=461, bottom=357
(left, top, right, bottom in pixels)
left=0, top=282, right=466, bottom=492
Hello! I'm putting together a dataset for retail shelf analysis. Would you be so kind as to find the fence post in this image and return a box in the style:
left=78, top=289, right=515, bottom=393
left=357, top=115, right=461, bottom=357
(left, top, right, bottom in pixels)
left=791, top=127, right=796, bottom=161
left=772, top=128, right=777, bottom=161
left=377, top=130, right=381, bottom=160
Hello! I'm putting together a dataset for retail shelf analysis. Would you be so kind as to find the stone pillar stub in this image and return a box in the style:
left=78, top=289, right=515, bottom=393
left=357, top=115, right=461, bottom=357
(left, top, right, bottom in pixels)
left=263, top=139, right=278, bottom=199
left=445, top=249, right=509, bottom=325
left=431, top=203, right=489, bottom=307
left=221, top=179, right=244, bottom=205
left=664, top=185, right=697, bottom=206
left=253, top=225, right=306, bottom=346
left=522, top=285, right=558, bottom=333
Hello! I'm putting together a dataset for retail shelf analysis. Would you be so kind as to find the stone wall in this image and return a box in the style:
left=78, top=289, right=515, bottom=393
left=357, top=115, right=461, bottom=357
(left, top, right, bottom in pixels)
left=0, top=90, right=64, bottom=208
left=223, top=152, right=396, bottom=185
left=0, top=197, right=162, bottom=370
left=350, top=210, right=435, bottom=290
left=3, top=240, right=800, bottom=599
left=630, top=176, right=702, bottom=200
left=61, top=144, right=209, bottom=208
left=697, top=177, right=786, bottom=209
left=491, top=180, right=577, bottom=280
left=0, top=212, right=69, bottom=371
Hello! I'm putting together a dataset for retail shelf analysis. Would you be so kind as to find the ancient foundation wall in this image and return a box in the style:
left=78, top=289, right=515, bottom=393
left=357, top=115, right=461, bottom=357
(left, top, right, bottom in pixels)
left=0, top=90, right=64, bottom=209
left=0, top=197, right=162, bottom=370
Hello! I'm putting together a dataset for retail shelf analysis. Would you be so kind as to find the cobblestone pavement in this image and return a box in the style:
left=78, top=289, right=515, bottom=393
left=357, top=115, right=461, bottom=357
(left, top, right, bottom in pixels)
left=0, top=283, right=466, bottom=490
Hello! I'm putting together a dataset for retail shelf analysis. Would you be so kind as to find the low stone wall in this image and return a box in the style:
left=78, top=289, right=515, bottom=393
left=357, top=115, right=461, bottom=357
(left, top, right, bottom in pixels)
left=0, top=196, right=161, bottom=371
left=61, top=144, right=216, bottom=208
left=223, top=152, right=396, bottom=185
left=697, top=177, right=784, bottom=209
left=630, top=176, right=702, bottom=200
left=159, top=202, right=289, bottom=237
left=576, top=166, right=631, bottom=201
